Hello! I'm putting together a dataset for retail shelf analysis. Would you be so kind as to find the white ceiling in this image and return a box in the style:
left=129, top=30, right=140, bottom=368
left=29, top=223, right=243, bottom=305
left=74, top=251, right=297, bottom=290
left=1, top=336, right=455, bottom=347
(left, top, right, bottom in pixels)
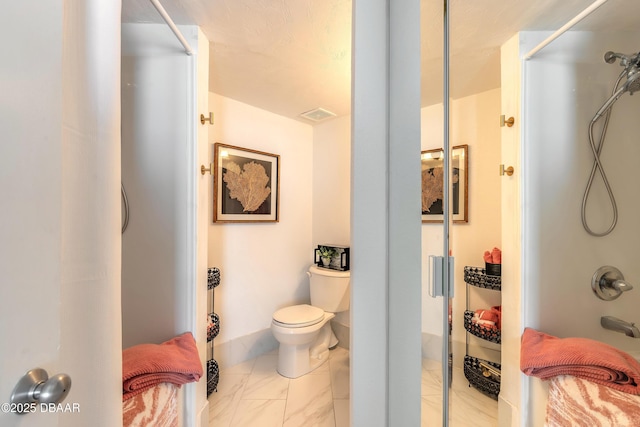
left=122, top=0, right=640, bottom=123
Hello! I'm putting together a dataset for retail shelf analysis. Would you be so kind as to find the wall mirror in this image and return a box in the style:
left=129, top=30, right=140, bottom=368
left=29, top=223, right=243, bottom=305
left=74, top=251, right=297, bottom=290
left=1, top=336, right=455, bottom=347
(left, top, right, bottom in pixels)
left=421, top=144, right=468, bottom=223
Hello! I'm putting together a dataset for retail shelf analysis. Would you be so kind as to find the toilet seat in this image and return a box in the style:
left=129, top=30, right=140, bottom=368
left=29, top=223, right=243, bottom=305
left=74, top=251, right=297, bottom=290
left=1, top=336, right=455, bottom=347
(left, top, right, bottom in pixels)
left=272, top=304, right=325, bottom=328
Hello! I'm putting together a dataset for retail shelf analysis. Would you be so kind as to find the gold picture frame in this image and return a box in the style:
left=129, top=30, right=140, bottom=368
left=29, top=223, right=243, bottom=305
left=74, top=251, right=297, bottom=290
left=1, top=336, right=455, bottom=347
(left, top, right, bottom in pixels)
left=213, top=143, right=280, bottom=223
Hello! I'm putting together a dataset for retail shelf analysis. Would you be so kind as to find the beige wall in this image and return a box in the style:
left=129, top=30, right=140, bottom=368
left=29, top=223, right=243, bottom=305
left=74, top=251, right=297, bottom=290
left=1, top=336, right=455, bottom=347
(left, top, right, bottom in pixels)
left=312, top=116, right=351, bottom=246
left=312, top=116, right=351, bottom=326
left=208, top=94, right=314, bottom=349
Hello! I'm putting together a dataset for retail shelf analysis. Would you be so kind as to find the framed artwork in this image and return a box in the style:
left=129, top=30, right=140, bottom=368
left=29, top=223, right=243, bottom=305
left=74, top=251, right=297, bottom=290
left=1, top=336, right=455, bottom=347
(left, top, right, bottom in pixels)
left=421, top=144, right=468, bottom=224
left=213, top=143, right=280, bottom=223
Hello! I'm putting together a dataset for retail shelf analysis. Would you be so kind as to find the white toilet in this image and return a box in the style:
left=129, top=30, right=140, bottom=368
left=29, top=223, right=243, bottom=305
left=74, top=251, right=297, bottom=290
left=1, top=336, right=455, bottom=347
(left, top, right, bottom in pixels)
left=271, top=265, right=350, bottom=378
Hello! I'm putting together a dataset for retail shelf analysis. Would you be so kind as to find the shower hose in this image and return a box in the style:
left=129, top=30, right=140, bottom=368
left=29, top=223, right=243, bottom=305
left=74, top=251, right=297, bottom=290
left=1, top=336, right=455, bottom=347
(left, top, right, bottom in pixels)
left=581, top=70, right=625, bottom=237
left=121, top=183, right=129, bottom=234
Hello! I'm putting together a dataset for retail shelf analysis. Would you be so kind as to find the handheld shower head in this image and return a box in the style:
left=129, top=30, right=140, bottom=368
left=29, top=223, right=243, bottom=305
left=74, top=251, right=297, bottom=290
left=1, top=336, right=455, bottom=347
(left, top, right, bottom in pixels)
left=604, top=51, right=626, bottom=64
left=604, top=51, right=640, bottom=67
left=604, top=51, right=631, bottom=64
left=592, top=63, right=640, bottom=122
left=583, top=49, right=640, bottom=237
left=626, top=67, right=640, bottom=94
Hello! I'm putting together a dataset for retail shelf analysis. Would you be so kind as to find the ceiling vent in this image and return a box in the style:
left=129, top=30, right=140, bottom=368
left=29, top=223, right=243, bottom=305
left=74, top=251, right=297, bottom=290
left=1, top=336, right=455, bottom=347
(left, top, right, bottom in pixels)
left=299, top=107, right=337, bottom=122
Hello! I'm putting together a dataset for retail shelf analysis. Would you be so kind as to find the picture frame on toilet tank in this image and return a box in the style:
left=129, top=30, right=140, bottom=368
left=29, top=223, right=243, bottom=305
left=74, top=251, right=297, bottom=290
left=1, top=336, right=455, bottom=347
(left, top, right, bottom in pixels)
left=213, top=143, right=280, bottom=223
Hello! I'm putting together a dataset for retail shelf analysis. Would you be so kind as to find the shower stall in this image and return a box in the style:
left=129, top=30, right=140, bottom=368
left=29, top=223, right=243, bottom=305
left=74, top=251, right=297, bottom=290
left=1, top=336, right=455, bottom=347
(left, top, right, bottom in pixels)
left=121, top=23, right=195, bottom=349
left=120, top=22, right=210, bottom=425
left=516, top=29, right=640, bottom=425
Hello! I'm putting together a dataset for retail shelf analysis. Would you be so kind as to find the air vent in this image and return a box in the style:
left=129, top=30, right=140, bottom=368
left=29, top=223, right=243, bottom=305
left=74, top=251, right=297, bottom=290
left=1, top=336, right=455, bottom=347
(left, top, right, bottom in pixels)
left=299, top=108, right=336, bottom=122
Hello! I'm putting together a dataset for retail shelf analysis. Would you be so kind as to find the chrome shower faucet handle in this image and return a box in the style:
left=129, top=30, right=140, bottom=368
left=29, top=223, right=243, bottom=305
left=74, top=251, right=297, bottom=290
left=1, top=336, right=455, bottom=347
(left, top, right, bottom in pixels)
left=591, top=266, right=634, bottom=301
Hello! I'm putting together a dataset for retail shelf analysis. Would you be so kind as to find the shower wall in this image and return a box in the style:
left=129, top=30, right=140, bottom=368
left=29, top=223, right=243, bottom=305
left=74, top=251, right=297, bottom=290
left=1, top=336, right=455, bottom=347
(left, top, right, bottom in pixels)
left=121, top=24, right=199, bottom=349
left=519, top=30, right=640, bottom=426
left=122, top=23, right=211, bottom=426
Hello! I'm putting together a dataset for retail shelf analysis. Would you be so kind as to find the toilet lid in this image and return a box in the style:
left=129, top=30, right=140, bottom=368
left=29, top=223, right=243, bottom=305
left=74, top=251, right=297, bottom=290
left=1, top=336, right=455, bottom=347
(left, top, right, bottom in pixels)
left=273, top=304, right=325, bottom=327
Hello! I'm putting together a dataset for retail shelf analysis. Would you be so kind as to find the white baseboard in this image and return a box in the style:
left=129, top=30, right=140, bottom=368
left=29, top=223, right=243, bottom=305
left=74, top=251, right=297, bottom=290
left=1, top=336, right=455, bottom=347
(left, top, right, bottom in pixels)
left=498, top=394, right=518, bottom=427
left=213, top=328, right=278, bottom=369
left=421, top=332, right=443, bottom=361
left=199, top=400, right=209, bottom=427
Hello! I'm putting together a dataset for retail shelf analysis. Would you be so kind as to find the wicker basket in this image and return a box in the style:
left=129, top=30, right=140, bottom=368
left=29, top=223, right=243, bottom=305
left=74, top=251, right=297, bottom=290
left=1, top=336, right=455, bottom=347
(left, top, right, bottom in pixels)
left=207, top=359, right=219, bottom=396
left=207, top=267, right=221, bottom=289
left=207, top=313, right=220, bottom=342
left=464, top=310, right=501, bottom=344
left=463, top=266, right=501, bottom=290
left=464, top=355, right=501, bottom=400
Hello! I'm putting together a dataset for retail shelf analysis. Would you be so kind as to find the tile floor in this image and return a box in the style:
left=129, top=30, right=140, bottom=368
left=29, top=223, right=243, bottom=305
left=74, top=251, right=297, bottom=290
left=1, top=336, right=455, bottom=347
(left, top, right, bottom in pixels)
left=208, top=348, right=497, bottom=427
left=420, top=359, right=498, bottom=426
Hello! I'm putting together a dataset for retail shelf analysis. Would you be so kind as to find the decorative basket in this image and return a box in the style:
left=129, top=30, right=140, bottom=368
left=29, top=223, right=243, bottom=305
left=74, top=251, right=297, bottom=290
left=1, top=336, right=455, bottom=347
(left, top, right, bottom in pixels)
left=463, top=266, right=501, bottom=290
left=464, top=355, right=501, bottom=400
left=208, top=267, right=221, bottom=289
left=464, top=310, right=501, bottom=344
left=207, top=359, right=219, bottom=396
left=207, top=313, right=220, bottom=342
left=485, top=262, right=501, bottom=277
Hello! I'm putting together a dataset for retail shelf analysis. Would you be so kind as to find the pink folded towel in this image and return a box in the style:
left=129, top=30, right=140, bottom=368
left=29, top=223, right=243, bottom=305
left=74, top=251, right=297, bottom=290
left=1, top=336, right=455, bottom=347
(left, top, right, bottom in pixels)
left=491, top=247, right=501, bottom=264
left=520, top=328, right=640, bottom=395
left=122, top=332, right=203, bottom=401
left=483, top=247, right=502, bottom=264
left=473, top=309, right=499, bottom=330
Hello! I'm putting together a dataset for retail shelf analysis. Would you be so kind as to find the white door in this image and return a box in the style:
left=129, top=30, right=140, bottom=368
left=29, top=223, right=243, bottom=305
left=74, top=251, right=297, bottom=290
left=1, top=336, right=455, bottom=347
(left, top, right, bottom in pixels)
left=0, top=2, right=122, bottom=426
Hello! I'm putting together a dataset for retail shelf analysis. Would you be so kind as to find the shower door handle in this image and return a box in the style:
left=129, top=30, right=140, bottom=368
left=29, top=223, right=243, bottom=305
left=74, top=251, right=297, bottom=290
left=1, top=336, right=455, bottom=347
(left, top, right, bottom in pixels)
left=428, top=255, right=454, bottom=298
left=428, top=256, right=443, bottom=297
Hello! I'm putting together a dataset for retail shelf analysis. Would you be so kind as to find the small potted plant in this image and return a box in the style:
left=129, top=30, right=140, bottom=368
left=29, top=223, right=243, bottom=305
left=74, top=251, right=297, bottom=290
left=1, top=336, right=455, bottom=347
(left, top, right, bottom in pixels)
left=317, top=246, right=335, bottom=267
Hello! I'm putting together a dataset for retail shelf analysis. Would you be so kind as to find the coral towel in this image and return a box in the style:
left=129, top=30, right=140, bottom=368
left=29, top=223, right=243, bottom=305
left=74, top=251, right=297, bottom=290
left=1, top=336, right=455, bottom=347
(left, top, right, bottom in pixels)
left=473, top=309, right=499, bottom=329
left=520, top=328, right=640, bottom=395
left=123, top=332, right=203, bottom=400
left=483, top=247, right=502, bottom=264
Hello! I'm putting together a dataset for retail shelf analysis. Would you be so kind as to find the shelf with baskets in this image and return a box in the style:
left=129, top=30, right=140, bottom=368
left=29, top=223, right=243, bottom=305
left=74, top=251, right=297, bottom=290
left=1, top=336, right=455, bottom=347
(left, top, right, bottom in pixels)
left=207, top=267, right=221, bottom=397
left=463, top=266, right=501, bottom=291
left=463, top=266, right=501, bottom=401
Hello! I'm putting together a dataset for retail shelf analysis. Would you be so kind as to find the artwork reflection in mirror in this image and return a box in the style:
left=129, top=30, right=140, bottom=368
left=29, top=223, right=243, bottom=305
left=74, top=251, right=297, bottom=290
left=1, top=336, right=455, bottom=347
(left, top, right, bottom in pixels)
left=421, top=144, right=468, bottom=223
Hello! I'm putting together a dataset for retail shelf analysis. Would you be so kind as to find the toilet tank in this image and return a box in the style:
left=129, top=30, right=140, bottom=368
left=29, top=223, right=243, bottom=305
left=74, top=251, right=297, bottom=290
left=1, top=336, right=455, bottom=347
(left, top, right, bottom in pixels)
left=309, top=265, right=350, bottom=313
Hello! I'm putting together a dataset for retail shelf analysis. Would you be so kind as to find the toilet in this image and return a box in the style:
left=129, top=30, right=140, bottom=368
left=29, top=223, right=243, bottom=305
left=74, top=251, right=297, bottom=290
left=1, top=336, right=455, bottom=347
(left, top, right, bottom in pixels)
left=271, top=265, right=350, bottom=378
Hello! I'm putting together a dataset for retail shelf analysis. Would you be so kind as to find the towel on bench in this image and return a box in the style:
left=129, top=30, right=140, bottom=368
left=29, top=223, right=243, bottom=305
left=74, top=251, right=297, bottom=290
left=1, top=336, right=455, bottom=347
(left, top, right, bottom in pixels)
left=123, top=332, right=203, bottom=400
left=520, top=327, right=640, bottom=395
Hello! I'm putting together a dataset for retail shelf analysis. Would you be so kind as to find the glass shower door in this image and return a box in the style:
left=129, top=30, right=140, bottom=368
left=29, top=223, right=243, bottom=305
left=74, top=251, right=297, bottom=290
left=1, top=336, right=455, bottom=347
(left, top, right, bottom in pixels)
left=422, top=1, right=502, bottom=425
left=421, top=0, right=457, bottom=425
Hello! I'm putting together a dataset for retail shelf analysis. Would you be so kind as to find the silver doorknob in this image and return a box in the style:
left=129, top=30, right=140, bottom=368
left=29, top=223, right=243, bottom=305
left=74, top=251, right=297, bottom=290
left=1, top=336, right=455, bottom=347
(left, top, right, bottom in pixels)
left=10, top=368, right=71, bottom=414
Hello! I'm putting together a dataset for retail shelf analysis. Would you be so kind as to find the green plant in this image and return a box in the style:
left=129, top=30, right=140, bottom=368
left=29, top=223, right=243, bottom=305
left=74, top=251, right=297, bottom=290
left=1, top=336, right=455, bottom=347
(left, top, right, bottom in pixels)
left=317, top=246, right=335, bottom=258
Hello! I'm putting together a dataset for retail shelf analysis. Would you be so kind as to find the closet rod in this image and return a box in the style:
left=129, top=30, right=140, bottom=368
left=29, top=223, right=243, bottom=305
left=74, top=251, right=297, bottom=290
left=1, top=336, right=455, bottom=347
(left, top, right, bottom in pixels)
left=149, top=0, right=193, bottom=55
left=524, top=0, right=609, bottom=60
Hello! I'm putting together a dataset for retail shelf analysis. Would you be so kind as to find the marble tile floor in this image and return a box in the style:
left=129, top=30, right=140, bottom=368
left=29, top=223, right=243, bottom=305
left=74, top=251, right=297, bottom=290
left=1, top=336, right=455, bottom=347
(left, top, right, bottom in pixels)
left=421, top=359, right=498, bottom=427
left=208, top=348, right=497, bottom=427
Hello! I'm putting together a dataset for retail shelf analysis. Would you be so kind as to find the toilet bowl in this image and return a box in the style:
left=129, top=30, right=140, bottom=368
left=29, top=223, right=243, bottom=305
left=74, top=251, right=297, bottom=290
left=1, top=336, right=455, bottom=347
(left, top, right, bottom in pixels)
left=271, top=304, right=336, bottom=378
left=271, top=266, right=350, bottom=378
